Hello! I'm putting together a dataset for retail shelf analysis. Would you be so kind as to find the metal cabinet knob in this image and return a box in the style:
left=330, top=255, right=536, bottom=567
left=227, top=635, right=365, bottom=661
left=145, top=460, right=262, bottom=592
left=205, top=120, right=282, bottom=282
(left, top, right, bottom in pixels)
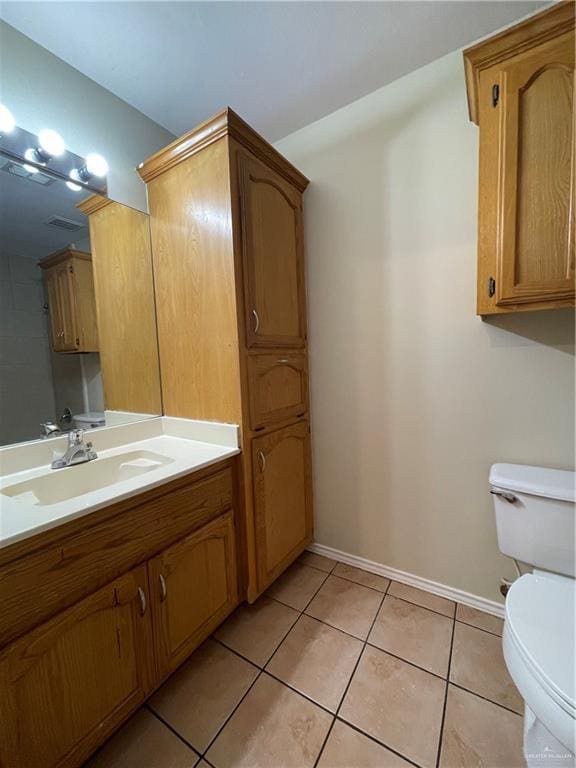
left=252, top=309, right=260, bottom=333
left=258, top=451, right=266, bottom=472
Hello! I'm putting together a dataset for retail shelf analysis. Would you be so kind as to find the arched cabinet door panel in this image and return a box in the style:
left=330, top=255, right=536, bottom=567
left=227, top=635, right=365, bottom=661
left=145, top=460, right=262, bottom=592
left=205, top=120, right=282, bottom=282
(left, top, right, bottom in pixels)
left=0, top=565, right=152, bottom=768
left=252, top=421, right=313, bottom=591
left=495, top=32, right=575, bottom=305
left=239, top=153, right=307, bottom=348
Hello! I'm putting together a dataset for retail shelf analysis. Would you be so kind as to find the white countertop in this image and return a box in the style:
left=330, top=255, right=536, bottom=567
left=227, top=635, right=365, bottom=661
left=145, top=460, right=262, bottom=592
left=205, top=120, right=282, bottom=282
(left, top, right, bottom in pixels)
left=0, top=417, right=240, bottom=550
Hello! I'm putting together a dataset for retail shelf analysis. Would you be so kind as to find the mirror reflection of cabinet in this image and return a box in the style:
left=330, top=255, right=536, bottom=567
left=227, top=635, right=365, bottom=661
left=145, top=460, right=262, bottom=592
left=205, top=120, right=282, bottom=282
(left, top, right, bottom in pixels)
left=77, top=196, right=163, bottom=417
left=40, top=249, right=99, bottom=353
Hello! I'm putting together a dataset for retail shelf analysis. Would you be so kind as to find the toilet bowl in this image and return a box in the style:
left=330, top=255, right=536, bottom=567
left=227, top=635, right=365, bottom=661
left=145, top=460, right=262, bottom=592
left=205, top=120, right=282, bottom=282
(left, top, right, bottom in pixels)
left=73, top=412, right=105, bottom=430
left=490, top=463, right=575, bottom=766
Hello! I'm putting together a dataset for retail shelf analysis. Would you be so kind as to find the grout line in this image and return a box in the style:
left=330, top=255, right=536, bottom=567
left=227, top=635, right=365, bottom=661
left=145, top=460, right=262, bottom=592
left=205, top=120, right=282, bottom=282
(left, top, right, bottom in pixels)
left=455, top=618, right=503, bottom=638
left=448, top=682, right=523, bottom=718
left=312, top=716, right=336, bottom=768
left=364, top=642, right=449, bottom=682
left=434, top=615, right=455, bottom=768
left=335, top=717, right=424, bottom=768
left=261, top=669, right=336, bottom=717
left=325, top=571, right=391, bottom=595
left=387, top=591, right=456, bottom=620
left=146, top=704, right=203, bottom=757
left=200, top=669, right=264, bottom=759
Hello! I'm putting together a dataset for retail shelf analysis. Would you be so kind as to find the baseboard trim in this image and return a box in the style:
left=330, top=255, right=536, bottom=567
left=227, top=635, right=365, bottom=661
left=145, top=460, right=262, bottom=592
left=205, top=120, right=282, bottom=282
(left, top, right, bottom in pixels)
left=307, top=542, right=505, bottom=619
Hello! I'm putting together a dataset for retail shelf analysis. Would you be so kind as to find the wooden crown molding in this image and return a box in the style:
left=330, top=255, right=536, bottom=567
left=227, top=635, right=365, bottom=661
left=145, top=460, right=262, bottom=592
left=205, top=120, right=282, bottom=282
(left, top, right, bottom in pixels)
left=137, top=107, right=310, bottom=192
left=463, top=1, right=575, bottom=124
left=76, top=194, right=114, bottom=216
left=39, top=248, right=92, bottom=269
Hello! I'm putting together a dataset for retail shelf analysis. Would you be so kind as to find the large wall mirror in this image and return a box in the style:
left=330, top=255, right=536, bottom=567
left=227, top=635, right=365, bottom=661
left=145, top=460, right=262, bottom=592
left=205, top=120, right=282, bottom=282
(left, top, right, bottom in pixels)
left=0, top=150, right=162, bottom=447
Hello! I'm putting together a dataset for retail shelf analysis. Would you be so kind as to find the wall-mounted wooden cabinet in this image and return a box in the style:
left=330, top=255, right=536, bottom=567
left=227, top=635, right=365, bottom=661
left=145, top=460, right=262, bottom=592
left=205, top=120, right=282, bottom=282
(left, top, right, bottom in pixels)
left=139, top=108, right=313, bottom=601
left=40, top=249, right=99, bottom=352
left=464, top=3, right=575, bottom=316
left=0, top=461, right=239, bottom=768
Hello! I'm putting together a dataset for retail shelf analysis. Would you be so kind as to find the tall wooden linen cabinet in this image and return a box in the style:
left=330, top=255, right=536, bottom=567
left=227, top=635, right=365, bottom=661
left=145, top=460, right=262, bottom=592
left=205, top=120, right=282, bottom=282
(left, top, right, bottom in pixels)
left=139, top=109, right=313, bottom=601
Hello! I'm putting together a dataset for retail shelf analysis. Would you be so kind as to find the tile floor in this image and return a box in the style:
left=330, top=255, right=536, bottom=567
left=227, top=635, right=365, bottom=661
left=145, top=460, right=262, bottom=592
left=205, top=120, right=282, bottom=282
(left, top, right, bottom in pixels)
left=86, top=553, right=525, bottom=768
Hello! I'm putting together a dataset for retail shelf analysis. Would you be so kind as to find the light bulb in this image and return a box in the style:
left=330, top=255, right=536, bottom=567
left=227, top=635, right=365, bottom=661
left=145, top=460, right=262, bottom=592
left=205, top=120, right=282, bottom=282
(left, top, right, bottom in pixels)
left=38, top=129, right=65, bottom=158
left=23, top=164, right=38, bottom=175
left=0, top=104, right=15, bottom=134
left=24, top=148, right=44, bottom=166
left=85, top=153, right=108, bottom=178
left=66, top=180, right=82, bottom=192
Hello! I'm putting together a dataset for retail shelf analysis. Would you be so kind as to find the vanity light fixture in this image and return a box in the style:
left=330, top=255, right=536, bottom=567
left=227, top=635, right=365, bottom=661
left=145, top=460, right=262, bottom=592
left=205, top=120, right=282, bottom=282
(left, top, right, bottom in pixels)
left=0, top=104, right=15, bottom=134
left=70, top=152, right=109, bottom=183
left=0, top=111, right=108, bottom=195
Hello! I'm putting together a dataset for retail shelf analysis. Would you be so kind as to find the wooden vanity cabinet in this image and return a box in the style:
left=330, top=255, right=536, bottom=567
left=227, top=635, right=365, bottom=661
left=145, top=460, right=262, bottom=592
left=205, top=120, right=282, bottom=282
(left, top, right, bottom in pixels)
left=464, top=3, right=575, bottom=316
left=40, top=249, right=99, bottom=352
left=139, top=108, right=313, bottom=601
left=0, top=460, right=239, bottom=768
left=149, top=511, right=238, bottom=678
left=0, top=564, right=153, bottom=768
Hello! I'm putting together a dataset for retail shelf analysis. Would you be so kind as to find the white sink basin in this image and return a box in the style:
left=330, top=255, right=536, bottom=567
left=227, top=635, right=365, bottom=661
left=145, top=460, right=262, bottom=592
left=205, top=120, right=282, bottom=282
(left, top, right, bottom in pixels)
left=2, top=450, right=174, bottom=506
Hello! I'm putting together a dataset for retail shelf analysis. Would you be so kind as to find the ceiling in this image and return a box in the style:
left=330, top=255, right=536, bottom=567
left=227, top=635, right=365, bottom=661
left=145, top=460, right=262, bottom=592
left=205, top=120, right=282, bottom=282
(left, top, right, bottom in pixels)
left=0, top=157, right=91, bottom=259
left=2, top=1, right=548, bottom=142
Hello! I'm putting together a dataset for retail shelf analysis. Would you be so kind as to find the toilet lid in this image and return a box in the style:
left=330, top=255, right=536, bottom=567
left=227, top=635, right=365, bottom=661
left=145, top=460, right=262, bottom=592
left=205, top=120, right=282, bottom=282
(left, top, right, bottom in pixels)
left=506, top=574, right=575, bottom=713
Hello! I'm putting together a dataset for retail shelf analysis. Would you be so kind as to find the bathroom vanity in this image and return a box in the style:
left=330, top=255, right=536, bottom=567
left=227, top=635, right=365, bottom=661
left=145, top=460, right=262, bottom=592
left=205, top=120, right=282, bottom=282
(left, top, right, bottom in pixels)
left=0, top=419, right=240, bottom=768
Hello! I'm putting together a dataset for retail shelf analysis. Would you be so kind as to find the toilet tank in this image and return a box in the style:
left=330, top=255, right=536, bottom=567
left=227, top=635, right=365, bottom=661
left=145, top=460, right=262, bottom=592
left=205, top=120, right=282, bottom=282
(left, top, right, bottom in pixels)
left=490, top=463, right=575, bottom=577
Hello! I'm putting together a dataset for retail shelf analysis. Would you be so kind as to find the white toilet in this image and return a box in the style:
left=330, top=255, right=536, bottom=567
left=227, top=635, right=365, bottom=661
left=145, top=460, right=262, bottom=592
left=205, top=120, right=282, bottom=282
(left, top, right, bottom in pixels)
left=490, top=463, right=575, bottom=767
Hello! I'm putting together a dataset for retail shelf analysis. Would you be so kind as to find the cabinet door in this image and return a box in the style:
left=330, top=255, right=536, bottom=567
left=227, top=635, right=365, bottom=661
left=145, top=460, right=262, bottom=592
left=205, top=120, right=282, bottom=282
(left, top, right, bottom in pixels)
left=45, top=267, right=65, bottom=351
left=0, top=565, right=152, bottom=768
left=248, top=353, right=308, bottom=430
left=494, top=32, right=575, bottom=305
left=239, top=153, right=306, bottom=348
left=149, top=512, right=238, bottom=678
left=252, top=421, right=313, bottom=591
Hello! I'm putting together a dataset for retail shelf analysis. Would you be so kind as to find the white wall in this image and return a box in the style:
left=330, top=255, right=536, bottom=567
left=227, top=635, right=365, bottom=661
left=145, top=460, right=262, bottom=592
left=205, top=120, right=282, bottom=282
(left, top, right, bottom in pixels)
left=276, top=50, right=575, bottom=603
left=0, top=21, right=174, bottom=211
left=0, top=251, right=55, bottom=444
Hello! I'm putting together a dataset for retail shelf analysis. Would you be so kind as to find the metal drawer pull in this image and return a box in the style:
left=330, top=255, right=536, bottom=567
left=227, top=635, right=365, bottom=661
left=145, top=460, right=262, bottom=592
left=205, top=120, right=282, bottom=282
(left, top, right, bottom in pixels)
left=490, top=489, right=517, bottom=504
left=137, top=587, right=147, bottom=616
left=159, top=573, right=167, bottom=602
left=252, top=309, right=260, bottom=333
left=258, top=450, right=266, bottom=472
left=277, top=359, right=289, bottom=364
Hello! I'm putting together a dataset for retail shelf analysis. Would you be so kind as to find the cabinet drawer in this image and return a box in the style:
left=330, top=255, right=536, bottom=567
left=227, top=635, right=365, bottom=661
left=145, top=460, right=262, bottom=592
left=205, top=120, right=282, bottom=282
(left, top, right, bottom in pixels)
left=0, top=466, right=233, bottom=649
left=149, top=510, right=238, bottom=677
left=247, top=353, right=308, bottom=429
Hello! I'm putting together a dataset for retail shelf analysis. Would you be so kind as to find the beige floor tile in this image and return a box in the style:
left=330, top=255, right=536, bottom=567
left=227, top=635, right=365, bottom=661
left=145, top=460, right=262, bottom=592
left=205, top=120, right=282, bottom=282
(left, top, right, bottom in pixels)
left=214, top=595, right=299, bottom=666
left=298, top=551, right=337, bottom=573
left=266, top=563, right=328, bottom=610
left=456, top=604, right=504, bottom=636
left=450, top=622, right=523, bottom=714
left=206, top=673, right=333, bottom=768
left=305, top=575, right=383, bottom=639
left=318, top=720, right=413, bottom=768
left=388, top=582, right=455, bottom=618
left=333, top=563, right=391, bottom=593
left=439, top=685, right=524, bottom=768
left=85, top=709, right=198, bottom=768
left=368, top=595, right=453, bottom=677
left=148, top=640, right=258, bottom=752
left=340, top=645, right=445, bottom=768
left=266, top=614, right=363, bottom=711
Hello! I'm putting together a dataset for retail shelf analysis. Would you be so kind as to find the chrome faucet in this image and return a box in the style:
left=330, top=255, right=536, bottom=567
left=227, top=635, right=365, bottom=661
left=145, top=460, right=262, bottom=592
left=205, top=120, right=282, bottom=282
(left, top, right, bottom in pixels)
left=51, top=429, right=97, bottom=470
left=40, top=421, right=61, bottom=439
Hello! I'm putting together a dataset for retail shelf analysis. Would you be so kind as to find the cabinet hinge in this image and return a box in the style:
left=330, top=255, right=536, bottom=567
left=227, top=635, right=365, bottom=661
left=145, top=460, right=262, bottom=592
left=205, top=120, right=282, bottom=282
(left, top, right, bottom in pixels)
left=68, top=265, right=74, bottom=273
left=76, top=337, right=80, bottom=346
left=488, top=277, right=496, bottom=298
left=491, top=84, right=499, bottom=108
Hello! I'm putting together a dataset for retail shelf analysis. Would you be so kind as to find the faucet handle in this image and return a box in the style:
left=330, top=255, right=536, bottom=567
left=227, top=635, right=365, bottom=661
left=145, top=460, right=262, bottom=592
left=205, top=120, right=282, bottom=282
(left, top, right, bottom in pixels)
left=68, top=429, right=84, bottom=446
